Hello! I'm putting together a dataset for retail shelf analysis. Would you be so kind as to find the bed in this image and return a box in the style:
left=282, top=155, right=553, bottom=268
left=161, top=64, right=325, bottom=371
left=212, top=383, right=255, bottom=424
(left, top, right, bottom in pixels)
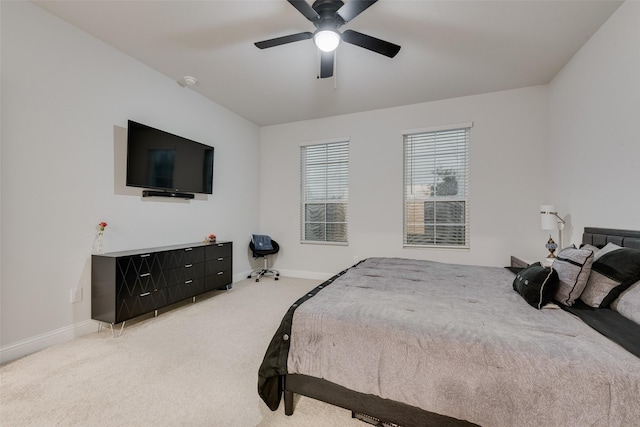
left=258, top=227, right=640, bottom=426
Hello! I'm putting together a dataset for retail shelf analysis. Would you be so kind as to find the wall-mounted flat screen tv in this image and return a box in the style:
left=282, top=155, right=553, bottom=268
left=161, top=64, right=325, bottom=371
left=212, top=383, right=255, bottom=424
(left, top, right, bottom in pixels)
left=126, top=120, right=214, bottom=195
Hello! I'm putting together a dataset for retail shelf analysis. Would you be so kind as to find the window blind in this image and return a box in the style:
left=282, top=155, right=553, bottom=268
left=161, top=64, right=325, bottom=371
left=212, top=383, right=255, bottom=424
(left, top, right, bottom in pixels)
left=403, top=126, right=470, bottom=247
left=300, top=141, right=349, bottom=244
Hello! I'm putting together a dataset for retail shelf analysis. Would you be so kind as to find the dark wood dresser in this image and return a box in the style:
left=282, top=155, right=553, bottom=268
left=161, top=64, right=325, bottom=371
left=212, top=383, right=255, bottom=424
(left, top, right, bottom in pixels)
left=91, top=241, right=232, bottom=324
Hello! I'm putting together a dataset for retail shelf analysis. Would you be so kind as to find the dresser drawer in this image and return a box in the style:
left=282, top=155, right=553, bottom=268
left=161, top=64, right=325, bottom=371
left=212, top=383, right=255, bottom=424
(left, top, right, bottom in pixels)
left=206, top=242, right=232, bottom=259
left=166, top=246, right=205, bottom=268
left=163, top=279, right=205, bottom=306
left=116, top=289, right=166, bottom=323
left=115, top=269, right=167, bottom=300
left=163, top=263, right=205, bottom=288
left=204, top=270, right=232, bottom=291
left=205, top=257, right=232, bottom=276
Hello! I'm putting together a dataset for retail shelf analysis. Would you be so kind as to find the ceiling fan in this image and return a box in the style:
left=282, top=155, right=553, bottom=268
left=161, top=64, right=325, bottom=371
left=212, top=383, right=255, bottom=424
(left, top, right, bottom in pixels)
left=254, top=0, right=401, bottom=78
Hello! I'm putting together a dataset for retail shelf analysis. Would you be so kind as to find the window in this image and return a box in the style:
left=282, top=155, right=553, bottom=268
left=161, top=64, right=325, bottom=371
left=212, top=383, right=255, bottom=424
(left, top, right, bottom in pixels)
left=300, top=140, right=349, bottom=244
left=403, top=124, right=471, bottom=247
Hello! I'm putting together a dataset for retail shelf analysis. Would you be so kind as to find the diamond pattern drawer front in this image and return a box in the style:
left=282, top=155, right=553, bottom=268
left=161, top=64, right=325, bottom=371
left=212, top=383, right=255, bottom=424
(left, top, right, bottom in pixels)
left=165, top=247, right=205, bottom=268
left=92, top=241, right=232, bottom=324
left=117, top=252, right=169, bottom=275
left=117, top=290, right=166, bottom=322
left=164, top=279, right=205, bottom=306
left=163, top=263, right=205, bottom=288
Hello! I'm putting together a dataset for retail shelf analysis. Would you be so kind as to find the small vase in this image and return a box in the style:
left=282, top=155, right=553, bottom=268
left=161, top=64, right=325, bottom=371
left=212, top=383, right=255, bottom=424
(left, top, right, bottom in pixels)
left=96, top=233, right=104, bottom=254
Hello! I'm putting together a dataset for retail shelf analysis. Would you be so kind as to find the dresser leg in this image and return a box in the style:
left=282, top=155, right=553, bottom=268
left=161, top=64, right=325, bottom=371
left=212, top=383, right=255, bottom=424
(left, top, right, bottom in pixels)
left=108, top=321, right=126, bottom=337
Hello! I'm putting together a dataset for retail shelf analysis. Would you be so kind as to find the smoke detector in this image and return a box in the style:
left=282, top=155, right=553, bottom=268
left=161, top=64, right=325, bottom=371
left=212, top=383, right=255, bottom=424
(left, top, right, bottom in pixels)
left=183, top=76, right=197, bottom=86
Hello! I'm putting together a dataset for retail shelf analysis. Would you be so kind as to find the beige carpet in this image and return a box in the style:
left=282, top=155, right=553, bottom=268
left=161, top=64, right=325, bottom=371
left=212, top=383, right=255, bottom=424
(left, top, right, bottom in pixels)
left=0, top=277, right=365, bottom=427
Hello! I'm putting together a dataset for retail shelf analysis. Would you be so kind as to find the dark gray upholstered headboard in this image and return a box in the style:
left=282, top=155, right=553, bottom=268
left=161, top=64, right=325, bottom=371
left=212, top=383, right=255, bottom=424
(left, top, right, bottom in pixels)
left=582, top=227, right=640, bottom=249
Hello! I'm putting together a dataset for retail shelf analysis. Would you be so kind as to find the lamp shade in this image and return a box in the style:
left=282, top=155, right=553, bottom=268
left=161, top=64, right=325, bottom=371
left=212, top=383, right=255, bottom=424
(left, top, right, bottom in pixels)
left=540, top=204, right=557, bottom=230
left=314, top=30, right=340, bottom=52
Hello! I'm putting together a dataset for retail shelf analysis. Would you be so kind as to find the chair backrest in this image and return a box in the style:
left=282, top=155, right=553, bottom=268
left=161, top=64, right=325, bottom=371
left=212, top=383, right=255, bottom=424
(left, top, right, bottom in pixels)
left=252, top=234, right=273, bottom=250
left=249, top=236, right=279, bottom=257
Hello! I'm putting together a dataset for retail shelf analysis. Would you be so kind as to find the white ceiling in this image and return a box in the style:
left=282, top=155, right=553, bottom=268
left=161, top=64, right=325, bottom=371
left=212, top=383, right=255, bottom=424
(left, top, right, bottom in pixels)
left=34, top=0, right=622, bottom=127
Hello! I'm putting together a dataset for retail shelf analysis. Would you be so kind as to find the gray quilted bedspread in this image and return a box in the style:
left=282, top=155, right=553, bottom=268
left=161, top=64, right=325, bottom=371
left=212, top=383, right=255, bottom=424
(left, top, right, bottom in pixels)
left=287, top=257, right=640, bottom=426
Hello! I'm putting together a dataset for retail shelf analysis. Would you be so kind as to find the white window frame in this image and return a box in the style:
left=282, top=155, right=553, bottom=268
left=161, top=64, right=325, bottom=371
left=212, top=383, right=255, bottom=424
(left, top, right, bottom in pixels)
left=403, top=123, right=472, bottom=248
left=300, top=138, right=349, bottom=245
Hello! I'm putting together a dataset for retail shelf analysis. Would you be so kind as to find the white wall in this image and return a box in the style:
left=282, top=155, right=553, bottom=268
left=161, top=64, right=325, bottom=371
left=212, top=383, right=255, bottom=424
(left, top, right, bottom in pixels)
left=1, top=2, right=260, bottom=362
left=548, top=0, right=640, bottom=244
left=3, top=0, right=637, bottom=363
left=260, top=86, right=551, bottom=278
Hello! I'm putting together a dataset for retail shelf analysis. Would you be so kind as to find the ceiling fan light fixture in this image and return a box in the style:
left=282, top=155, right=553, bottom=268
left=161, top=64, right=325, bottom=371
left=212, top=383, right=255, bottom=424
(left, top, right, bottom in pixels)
left=314, top=29, right=341, bottom=52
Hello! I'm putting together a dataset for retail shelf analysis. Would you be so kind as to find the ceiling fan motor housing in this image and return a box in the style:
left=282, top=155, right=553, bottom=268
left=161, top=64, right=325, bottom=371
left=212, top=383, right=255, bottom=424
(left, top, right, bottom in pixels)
left=312, top=0, right=346, bottom=29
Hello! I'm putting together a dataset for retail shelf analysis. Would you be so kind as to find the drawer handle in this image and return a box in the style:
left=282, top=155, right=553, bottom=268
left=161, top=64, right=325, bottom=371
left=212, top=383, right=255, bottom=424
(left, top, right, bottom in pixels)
left=140, top=292, right=151, bottom=297
left=217, top=257, right=223, bottom=261
left=185, top=264, right=193, bottom=268
left=217, top=272, right=224, bottom=275
left=140, top=254, right=151, bottom=258
left=140, top=273, right=151, bottom=277
left=185, top=280, right=193, bottom=284
left=185, top=248, right=193, bottom=252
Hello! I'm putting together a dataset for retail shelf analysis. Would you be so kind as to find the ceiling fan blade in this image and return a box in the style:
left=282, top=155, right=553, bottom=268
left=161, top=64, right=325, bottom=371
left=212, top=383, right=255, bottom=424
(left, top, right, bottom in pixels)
left=255, top=32, right=313, bottom=49
left=320, top=51, right=334, bottom=78
left=287, top=0, right=320, bottom=22
left=337, top=0, right=378, bottom=23
left=342, top=29, right=400, bottom=58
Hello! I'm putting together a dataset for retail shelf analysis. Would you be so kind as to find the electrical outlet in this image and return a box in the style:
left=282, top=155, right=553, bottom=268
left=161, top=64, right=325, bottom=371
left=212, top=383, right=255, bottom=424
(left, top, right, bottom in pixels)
left=70, top=287, right=82, bottom=304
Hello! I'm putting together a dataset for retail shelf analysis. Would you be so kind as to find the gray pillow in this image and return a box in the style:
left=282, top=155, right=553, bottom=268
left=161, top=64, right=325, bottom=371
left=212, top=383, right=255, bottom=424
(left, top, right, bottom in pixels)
left=581, top=247, right=640, bottom=308
left=552, top=247, right=594, bottom=306
left=611, top=281, right=640, bottom=325
left=580, top=243, right=600, bottom=255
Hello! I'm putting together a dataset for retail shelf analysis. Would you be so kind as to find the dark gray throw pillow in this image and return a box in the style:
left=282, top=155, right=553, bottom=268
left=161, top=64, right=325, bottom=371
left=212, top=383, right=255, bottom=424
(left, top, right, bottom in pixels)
left=513, top=262, right=559, bottom=309
left=580, top=247, right=640, bottom=308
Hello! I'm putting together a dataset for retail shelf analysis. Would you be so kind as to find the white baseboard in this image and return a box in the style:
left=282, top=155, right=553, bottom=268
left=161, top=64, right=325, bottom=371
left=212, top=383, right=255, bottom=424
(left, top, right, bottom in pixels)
left=1, top=272, right=328, bottom=365
left=0, top=320, right=97, bottom=365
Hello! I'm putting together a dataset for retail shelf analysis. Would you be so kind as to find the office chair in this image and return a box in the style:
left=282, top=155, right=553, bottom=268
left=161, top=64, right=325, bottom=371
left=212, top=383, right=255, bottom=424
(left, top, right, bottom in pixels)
left=248, top=234, right=280, bottom=282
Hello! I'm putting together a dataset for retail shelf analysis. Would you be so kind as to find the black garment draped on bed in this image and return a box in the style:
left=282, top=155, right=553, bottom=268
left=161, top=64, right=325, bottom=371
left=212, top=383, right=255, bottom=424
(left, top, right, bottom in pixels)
left=257, top=265, right=353, bottom=410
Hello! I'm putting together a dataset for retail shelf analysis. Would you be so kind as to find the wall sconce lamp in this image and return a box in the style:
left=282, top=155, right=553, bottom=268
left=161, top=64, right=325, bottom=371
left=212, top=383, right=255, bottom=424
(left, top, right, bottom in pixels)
left=540, top=205, right=566, bottom=258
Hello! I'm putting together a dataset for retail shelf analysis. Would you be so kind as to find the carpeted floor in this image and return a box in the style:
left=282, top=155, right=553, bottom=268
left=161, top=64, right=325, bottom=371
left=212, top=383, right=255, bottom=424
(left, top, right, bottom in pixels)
left=0, top=277, right=365, bottom=427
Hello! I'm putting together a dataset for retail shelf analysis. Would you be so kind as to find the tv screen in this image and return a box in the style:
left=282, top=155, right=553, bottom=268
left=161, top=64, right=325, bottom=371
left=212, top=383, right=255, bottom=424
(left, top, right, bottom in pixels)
left=126, top=120, right=214, bottom=195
